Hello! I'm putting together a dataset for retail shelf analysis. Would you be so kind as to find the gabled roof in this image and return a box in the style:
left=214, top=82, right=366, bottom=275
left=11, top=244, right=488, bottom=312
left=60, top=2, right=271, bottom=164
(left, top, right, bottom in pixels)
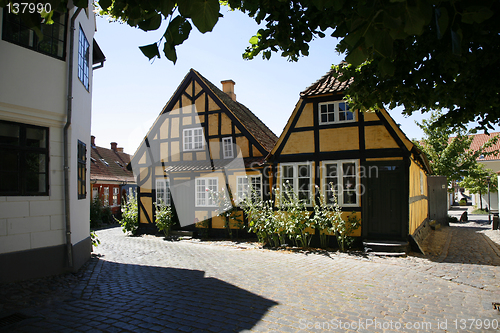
left=91, top=145, right=135, bottom=183
left=460, top=132, right=500, bottom=161
left=301, top=67, right=353, bottom=97
left=192, top=69, right=278, bottom=152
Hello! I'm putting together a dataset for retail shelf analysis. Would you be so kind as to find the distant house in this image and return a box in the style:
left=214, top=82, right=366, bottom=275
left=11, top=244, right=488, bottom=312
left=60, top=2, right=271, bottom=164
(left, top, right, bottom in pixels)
left=0, top=3, right=105, bottom=282
left=467, top=132, right=500, bottom=211
left=130, top=69, right=278, bottom=234
left=90, top=136, right=136, bottom=217
left=267, top=68, right=432, bottom=243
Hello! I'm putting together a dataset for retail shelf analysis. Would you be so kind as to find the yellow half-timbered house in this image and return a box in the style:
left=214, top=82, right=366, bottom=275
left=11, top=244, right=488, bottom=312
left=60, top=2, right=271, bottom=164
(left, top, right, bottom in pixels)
left=267, top=68, right=432, bottom=244
left=130, top=69, right=278, bottom=234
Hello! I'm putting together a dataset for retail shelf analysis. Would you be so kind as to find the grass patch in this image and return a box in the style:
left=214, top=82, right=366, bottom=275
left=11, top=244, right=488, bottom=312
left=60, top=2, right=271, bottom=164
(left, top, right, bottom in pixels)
left=471, top=209, right=489, bottom=215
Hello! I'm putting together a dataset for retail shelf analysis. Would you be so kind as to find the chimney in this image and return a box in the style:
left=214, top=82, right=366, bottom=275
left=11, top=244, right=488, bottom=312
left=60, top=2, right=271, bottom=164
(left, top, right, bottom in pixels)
left=221, top=80, right=236, bottom=101
left=117, top=147, right=124, bottom=153
left=91, top=135, right=95, bottom=146
left=111, top=142, right=118, bottom=152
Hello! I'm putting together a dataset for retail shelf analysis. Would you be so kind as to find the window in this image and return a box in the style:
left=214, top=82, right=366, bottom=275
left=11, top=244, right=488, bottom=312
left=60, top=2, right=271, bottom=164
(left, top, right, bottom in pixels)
left=92, top=187, right=98, bottom=201
left=322, top=160, right=359, bottom=207
left=78, top=25, right=89, bottom=90
left=195, top=178, right=218, bottom=207
left=156, top=178, right=171, bottom=206
left=318, top=101, right=354, bottom=125
left=183, top=128, right=204, bottom=151
left=112, top=187, right=118, bottom=206
left=0, top=120, right=49, bottom=196
left=222, top=137, right=233, bottom=159
left=103, top=187, right=109, bottom=206
left=280, top=163, right=313, bottom=205
left=236, top=175, right=262, bottom=203
left=2, top=10, right=67, bottom=59
left=77, top=140, right=87, bottom=199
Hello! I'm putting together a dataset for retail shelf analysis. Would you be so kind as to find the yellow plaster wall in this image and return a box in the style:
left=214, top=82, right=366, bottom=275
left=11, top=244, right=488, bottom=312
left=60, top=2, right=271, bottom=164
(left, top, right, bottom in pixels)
left=171, top=141, right=180, bottom=161
left=160, top=142, right=169, bottom=161
left=210, top=139, right=220, bottom=159
left=363, top=111, right=379, bottom=122
left=208, top=96, right=219, bottom=112
left=365, top=125, right=399, bottom=150
left=182, top=95, right=191, bottom=110
left=194, top=81, right=202, bottom=96
left=253, top=146, right=263, bottom=157
left=221, top=113, right=232, bottom=135
left=366, top=157, right=403, bottom=161
left=182, top=117, right=192, bottom=126
left=209, top=114, right=218, bottom=136
left=139, top=167, right=151, bottom=189
left=236, top=136, right=250, bottom=157
left=139, top=151, right=147, bottom=164
left=319, top=127, right=359, bottom=152
left=160, top=118, right=169, bottom=139
left=295, top=103, right=314, bottom=128
left=195, top=94, right=205, bottom=115
left=195, top=211, right=209, bottom=225
left=409, top=159, right=428, bottom=234
left=139, top=196, right=153, bottom=224
left=196, top=152, right=207, bottom=160
left=281, top=131, right=315, bottom=155
left=170, top=101, right=180, bottom=114
left=183, top=152, right=193, bottom=161
left=171, top=118, right=180, bottom=138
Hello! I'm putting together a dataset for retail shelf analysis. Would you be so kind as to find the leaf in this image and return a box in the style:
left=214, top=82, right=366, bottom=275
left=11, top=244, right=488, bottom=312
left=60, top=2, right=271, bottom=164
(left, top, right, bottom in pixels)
left=163, top=41, right=177, bottom=63
left=435, top=7, right=449, bottom=39
left=461, top=6, right=494, bottom=24
left=345, top=47, right=367, bottom=67
left=164, top=16, right=192, bottom=45
left=404, top=6, right=426, bottom=35
left=73, top=0, right=88, bottom=9
left=98, top=0, right=112, bottom=10
left=378, top=58, right=395, bottom=76
left=138, top=13, right=162, bottom=31
left=373, top=30, right=393, bottom=58
left=451, top=29, right=462, bottom=56
left=249, top=35, right=259, bottom=45
left=139, top=43, right=161, bottom=60
left=185, top=0, right=220, bottom=33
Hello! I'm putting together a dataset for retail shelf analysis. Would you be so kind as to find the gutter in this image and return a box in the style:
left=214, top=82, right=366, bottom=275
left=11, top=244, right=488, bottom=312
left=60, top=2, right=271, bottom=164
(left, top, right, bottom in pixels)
left=64, top=7, right=83, bottom=269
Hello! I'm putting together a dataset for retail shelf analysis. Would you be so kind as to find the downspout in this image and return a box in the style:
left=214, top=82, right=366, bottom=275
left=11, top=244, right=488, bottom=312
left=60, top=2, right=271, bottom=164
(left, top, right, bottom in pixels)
left=64, top=7, right=83, bottom=269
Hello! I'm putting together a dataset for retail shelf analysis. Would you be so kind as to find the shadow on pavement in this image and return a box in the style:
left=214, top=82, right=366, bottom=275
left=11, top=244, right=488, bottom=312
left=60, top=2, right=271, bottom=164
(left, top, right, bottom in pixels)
left=55, top=259, right=279, bottom=332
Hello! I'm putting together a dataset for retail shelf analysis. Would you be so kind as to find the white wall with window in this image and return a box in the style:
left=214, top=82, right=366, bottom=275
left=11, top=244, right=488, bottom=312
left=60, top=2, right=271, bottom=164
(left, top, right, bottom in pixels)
left=236, top=175, right=262, bottom=203
left=321, top=160, right=360, bottom=207
left=183, top=128, right=204, bottom=151
left=280, top=162, right=313, bottom=205
left=318, top=101, right=354, bottom=125
left=195, top=177, right=218, bottom=207
left=156, top=178, right=171, bottom=206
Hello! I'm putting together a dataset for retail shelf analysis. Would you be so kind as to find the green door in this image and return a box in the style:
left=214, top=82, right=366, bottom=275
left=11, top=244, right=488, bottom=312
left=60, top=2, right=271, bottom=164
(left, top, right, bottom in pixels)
left=365, top=162, right=406, bottom=239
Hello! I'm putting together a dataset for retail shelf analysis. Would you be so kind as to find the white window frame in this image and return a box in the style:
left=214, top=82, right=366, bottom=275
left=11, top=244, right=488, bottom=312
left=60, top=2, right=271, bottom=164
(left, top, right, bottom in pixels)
left=322, top=160, right=360, bottom=207
left=236, top=175, right=262, bottom=203
left=103, top=186, right=109, bottom=206
left=222, top=137, right=233, bottom=159
left=279, top=162, right=313, bottom=206
left=318, top=100, right=354, bottom=125
left=183, top=128, right=204, bottom=151
left=156, top=178, right=171, bottom=206
left=195, top=177, right=218, bottom=207
left=112, top=187, right=119, bottom=206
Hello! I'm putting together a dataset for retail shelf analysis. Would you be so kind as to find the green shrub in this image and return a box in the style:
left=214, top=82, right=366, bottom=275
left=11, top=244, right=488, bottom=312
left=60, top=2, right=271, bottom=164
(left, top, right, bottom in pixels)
left=118, top=191, right=139, bottom=235
left=155, top=202, right=174, bottom=237
left=90, top=230, right=100, bottom=247
left=90, top=197, right=103, bottom=228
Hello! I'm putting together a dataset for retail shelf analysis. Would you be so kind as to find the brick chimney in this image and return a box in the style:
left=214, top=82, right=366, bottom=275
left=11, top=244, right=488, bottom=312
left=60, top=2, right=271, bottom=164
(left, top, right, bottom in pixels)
left=111, top=142, right=118, bottom=152
left=91, top=135, right=95, bottom=146
left=116, top=147, right=124, bottom=152
left=221, top=80, right=236, bottom=101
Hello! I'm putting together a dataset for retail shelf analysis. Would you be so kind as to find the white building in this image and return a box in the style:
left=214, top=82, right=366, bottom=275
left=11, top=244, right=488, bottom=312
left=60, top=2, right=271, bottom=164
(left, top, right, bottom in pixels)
left=0, top=2, right=105, bottom=282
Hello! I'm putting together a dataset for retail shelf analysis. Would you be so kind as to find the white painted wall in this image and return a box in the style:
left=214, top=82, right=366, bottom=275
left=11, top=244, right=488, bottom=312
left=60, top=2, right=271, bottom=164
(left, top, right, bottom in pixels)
left=0, top=4, right=95, bottom=256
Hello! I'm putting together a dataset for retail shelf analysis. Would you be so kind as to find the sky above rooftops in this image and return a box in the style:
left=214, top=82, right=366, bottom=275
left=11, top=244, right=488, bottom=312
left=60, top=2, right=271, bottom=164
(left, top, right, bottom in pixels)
left=91, top=8, right=491, bottom=155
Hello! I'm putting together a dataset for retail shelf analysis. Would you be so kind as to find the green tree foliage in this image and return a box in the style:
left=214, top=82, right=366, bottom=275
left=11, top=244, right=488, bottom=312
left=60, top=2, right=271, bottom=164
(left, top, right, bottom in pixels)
left=414, top=110, right=498, bottom=186
left=3, top=0, right=498, bottom=129
left=118, top=191, right=139, bottom=235
left=460, top=163, right=497, bottom=210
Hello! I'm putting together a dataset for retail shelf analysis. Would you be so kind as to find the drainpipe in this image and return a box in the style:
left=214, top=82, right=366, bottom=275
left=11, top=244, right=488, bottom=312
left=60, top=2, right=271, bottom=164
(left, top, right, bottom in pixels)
left=64, top=7, right=82, bottom=269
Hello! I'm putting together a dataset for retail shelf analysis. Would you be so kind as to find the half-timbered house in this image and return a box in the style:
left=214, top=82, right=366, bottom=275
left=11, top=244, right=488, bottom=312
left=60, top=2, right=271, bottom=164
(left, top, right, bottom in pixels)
left=267, top=68, right=432, bottom=247
left=130, top=69, right=278, bottom=234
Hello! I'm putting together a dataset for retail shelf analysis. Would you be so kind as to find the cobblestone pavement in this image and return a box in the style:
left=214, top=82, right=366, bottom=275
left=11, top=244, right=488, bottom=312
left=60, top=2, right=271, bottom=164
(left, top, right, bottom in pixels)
left=3, top=213, right=500, bottom=332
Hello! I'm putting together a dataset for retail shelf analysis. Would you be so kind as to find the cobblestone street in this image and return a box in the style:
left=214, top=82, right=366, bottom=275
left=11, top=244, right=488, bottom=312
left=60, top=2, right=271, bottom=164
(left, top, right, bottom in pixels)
left=3, top=212, right=500, bottom=332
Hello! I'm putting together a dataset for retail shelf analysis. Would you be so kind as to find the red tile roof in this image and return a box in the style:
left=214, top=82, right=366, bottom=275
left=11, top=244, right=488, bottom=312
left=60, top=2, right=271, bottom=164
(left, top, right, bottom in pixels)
left=90, top=144, right=135, bottom=183
left=300, top=67, right=353, bottom=97
left=467, top=132, right=500, bottom=161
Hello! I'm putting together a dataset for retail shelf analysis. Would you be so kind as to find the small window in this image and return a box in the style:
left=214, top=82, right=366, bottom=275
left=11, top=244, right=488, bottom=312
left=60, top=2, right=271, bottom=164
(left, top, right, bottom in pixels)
left=103, top=187, right=109, bottom=206
left=183, top=128, right=204, bottom=151
left=2, top=10, right=67, bottom=60
left=112, top=187, right=118, bottom=206
left=195, top=177, right=218, bottom=207
left=156, top=178, right=171, bottom=206
left=319, top=101, right=354, bottom=125
left=280, top=163, right=312, bottom=205
left=78, top=25, right=90, bottom=90
left=77, top=140, right=87, bottom=199
left=0, top=120, right=49, bottom=196
left=322, top=160, right=360, bottom=207
left=237, top=175, right=262, bottom=203
left=222, top=137, right=233, bottom=159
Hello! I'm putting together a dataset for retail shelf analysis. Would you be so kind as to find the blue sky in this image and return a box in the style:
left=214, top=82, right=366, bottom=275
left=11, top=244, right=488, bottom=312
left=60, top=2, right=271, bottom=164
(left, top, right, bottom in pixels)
left=91, top=8, right=430, bottom=154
